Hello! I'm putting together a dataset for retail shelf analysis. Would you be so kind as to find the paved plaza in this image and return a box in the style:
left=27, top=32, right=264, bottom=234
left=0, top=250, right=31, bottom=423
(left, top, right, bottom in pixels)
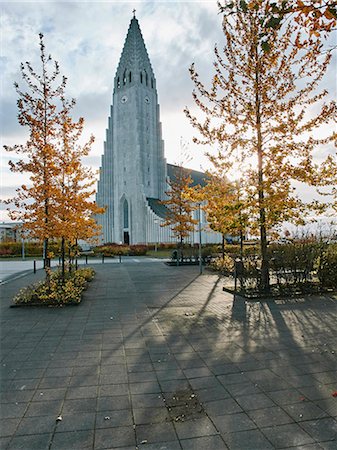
left=0, top=262, right=336, bottom=449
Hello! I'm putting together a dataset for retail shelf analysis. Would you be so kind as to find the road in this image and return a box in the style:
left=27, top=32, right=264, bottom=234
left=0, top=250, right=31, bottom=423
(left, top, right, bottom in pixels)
left=0, top=256, right=169, bottom=284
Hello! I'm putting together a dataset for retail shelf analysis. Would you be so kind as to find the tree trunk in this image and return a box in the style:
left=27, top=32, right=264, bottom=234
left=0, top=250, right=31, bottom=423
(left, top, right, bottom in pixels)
left=222, top=233, right=225, bottom=259
left=254, top=37, right=270, bottom=292
left=239, top=229, right=244, bottom=261
left=61, top=237, right=65, bottom=283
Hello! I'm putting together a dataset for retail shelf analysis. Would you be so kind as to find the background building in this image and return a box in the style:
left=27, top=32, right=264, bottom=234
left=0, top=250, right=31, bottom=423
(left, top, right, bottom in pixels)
left=96, top=15, right=221, bottom=245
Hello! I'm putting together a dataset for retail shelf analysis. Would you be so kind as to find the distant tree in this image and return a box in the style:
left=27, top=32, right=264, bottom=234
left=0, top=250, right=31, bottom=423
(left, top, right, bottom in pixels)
left=4, top=34, right=65, bottom=273
left=161, top=164, right=198, bottom=258
left=202, top=153, right=249, bottom=258
left=185, top=0, right=336, bottom=291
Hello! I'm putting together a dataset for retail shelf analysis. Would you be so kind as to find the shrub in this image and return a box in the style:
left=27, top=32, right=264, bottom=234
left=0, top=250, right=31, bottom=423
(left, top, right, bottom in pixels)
left=315, top=244, right=337, bottom=289
left=129, top=245, right=147, bottom=256
left=13, top=267, right=95, bottom=305
left=0, top=241, right=67, bottom=257
left=209, top=255, right=234, bottom=275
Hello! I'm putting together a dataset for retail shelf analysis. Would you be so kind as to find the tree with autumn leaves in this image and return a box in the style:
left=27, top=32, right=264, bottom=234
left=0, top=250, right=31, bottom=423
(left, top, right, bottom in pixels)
left=161, top=163, right=198, bottom=259
left=185, top=0, right=336, bottom=291
left=4, top=34, right=103, bottom=279
left=202, top=152, right=249, bottom=259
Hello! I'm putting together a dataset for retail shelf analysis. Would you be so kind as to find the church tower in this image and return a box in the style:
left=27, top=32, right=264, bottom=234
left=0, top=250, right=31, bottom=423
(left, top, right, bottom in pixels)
left=96, top=14, right=167, bottom=244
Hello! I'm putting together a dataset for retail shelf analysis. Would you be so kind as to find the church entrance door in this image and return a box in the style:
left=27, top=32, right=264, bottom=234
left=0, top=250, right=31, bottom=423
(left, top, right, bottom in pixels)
left=123, top=231, right=130, bottom=245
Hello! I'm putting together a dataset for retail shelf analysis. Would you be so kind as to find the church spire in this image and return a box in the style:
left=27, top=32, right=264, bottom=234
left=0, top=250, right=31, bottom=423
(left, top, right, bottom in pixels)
left=114, top=15, right=155, bottom=90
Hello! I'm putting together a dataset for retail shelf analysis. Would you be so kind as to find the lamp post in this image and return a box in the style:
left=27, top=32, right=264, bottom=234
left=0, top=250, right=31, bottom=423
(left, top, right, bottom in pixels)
left=154, top=219, right=159, bottom=253
left=21, top=236, right=25, bottom=261
left=198, top=203, right=202, bottom=275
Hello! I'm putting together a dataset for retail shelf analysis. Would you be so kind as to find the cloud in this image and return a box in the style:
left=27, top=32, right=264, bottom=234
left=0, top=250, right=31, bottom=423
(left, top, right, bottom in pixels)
left=1, top=0, right=336, bottom=218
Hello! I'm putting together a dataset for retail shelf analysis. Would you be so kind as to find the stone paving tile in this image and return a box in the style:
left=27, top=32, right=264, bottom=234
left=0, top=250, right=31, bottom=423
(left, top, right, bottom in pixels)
left=213, top=412, right=257, bottom=434
left=320, top=441, right=337, bottom=449
left=99, top=384, right=129, bottom=397
left=38, top=377, right=71, bottom=389
left=196, top=386, right=231, bottom=402
left=267, top=388, right=306, bottom=405
left=225, top=381, right=263, bottom=397
left=223, top=428, right=274, bottom=449
left=159, top=378, right=190, bottom=392
left=217, top=372, right=249, bottom=386
left=15, top=415, right=56, bottom=435
left=127, top=363, right=154, bottom=373
left=96, top=410, right=133, bottom=429
left=64, top=385, right=98, bottom=399
left=203, top=398, right=243, bottom=416
left=32, top=388, right=67, bottom=402
left=312, top=371, right=337, bottom=384
left=10, top=378, right=41, bottom=390
left=128, top=371, right=157, bottom=383
left=286, top=374, right=320, bottom=388
left=299, top=417, right=337, bottom=441
left=129, top=381, right=161, bottom=395
left=183, top=367, right=213, bottom=378
left=131, top=393, right=165, bottom=409
left=0, top=437, right=11, bottom=449
left=247, top=406, right=294, bottom=428
left=283, top=401, right=329, bottom=422
left=51, top=429, right=94, bottom=449
left=137, top=442, right=181, bottom=449
left=262, top=423, right=315, bottom=448
left=136, top=422, right=177, bottom=444
left=0, top=402, right=27, bottom=419
left=25, top=399, right=62, bottom=417
left=62, top=398, right=97, bottom=414
left=156, top=369, right=186, bottom=382
left=55, top=412, right=96, bottom=432
left=235, top=393, right=276, bottom=411
left=97, top=395, right=130, bottom=412
left=0, top=418, right=20, bottom=438
left=0, top=390, right=35, bottom=403
left=314, top=398, right=337, bottom=417
left=298, top=385, right=333, bottom=401
left=279, top=445, right=325, bottom=450
left=133, top=407, right=170, bottom=425
left=7, top=432, right=52, bottom=450
left=174, top=417, right=218, bottom=440
left=180, top=435, right=228, bottom=449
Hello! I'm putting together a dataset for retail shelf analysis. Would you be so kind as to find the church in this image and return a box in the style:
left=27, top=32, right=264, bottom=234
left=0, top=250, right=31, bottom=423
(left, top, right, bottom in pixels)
left=96, top=15, right=222, bottom=245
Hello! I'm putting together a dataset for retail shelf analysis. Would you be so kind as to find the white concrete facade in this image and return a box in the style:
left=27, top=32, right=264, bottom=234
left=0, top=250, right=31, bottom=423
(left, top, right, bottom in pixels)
left=96, top=16, right=222, bottom=245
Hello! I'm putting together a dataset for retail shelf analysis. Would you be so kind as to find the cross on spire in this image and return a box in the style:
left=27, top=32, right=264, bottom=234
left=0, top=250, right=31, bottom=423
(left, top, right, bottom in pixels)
left=132, top=9, right=136, bottom=18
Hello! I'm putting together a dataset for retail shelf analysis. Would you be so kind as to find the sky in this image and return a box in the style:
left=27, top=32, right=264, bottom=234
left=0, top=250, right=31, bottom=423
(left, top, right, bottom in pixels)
left=0, top=0, right=336, bottom=225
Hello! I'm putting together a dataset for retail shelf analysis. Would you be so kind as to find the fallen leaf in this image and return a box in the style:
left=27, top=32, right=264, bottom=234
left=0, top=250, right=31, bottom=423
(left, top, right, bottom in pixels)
left=332, top=391, right=337, bottom=398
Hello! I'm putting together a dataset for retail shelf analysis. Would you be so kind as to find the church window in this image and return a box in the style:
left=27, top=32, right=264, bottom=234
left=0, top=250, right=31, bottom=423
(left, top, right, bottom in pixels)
left=129, top=72, right=132, bottom=83
left=140, top=72, right=143, bottom=83
left=148, top=167, right=150, bottom=172
left=123, top=70, right=127, bottom=85
left=123, top=199, right=129, bottom=228
left=145, top=71, right=148, bottom=86
left=117, top=77, right=121, bottom=88
left=148, top=181, right=150, bottom=186
left=151, top=78, right=154, bottom=89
